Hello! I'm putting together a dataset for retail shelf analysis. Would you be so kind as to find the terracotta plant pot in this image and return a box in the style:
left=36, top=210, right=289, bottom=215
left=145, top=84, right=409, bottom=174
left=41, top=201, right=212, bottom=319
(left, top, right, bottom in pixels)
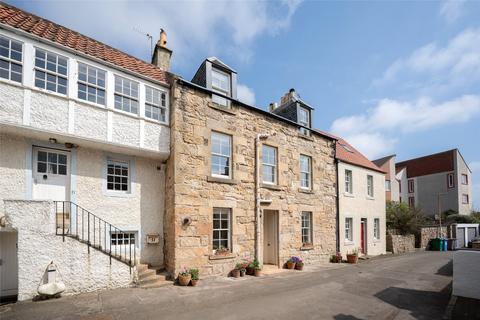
left=240, top=269, right=246, bottom=277
left=254, top=269, right=262, bottom=277
left=190, top=279, right=199, bottom=287
left=246, top=267, right=255, bottom=275
left=295, top=264, right=304, bottom=271
left=231, top=269, right=240, bottom=278
left=346, top=254, right=358, bottom=264
left=286, top=261, right=296, bottom=269
left=178, top=273, right=191, bottom=286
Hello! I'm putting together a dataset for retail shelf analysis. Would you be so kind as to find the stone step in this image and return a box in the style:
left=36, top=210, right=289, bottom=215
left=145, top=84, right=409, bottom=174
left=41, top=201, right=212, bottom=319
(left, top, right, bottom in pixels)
left=139, top=273, right=167, bottom=285
left=139, top=278, right=172, bottom=289
left=138, top=269, right=158, bottom=279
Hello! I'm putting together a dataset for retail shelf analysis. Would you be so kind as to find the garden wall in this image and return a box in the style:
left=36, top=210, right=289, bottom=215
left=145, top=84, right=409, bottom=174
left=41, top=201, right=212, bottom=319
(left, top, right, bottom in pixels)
left=416, top=226, right=448, bottom=249
left=386, top=234, right=415, bottom=254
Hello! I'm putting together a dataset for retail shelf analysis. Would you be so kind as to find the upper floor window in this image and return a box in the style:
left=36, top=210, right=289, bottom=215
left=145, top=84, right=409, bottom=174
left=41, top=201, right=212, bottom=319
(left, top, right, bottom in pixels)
left=262, top=145, right=277, bottom=184
left=345, top=169, right=353, bottom=194
left=107, top=159, right=129, bottom=192
left=367, top=175, right=374, bottom=197
left=408, top=196, right=415, bottom=208
left=300, top=154, right=312, bottom=189
left=0, top=35, right=22, bottom=83
left=114, top=76, right=138, bottom=114
left=408, top=179, right=414, bottom=193
left=301, top=211, right=313, bottom=245
left=211, top=132, right=231, bottom=178
left=374, top=218, right=380, bottom=240
left=385, top=180, right=391, bottom=192
left=461, top=174, right=468, bottom=185
left=78, top=63, right=106, bottom=105
left=298, top=107, right=310, bottom=135
left=447, top=173, right=455, bottom=188
left=462, top=194, right=469, bottom=204
left=145, top=86, right=167, bottom=122
left=34, top=48, right=67, bottom=94
left=211, top=68, right=230, bottom=107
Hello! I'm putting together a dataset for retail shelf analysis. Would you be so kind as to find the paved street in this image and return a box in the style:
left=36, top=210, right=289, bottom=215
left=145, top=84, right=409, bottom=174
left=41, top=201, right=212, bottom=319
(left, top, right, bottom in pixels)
left=0, top=251, right=454, bottom=320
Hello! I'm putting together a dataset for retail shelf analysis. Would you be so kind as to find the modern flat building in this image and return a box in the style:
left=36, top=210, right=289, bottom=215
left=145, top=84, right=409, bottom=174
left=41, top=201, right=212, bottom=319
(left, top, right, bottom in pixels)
left=372, top=155, right=400, bottom=202
left=395, top=149, right=473, bottom=216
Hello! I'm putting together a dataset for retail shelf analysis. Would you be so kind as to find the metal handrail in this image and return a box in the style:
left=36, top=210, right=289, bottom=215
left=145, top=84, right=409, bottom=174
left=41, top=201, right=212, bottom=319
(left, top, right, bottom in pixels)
left=54, top=201, right=134, bottom=272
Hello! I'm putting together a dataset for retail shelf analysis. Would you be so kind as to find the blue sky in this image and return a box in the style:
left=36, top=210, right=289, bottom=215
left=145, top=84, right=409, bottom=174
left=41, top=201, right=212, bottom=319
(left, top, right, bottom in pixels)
left=10, top=0, right=480, bottom=208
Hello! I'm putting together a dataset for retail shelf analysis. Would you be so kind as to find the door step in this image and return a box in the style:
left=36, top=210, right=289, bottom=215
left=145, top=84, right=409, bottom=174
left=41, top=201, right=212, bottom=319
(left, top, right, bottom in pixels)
left=136, top=264, right=172, bottom=289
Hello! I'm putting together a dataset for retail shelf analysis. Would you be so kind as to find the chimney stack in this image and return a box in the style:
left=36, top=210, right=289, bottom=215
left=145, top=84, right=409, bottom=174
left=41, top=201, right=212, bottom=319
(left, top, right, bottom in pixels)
left=152, top=29, right=172, bottom=71
left=280, top=88, right=297, bottom=106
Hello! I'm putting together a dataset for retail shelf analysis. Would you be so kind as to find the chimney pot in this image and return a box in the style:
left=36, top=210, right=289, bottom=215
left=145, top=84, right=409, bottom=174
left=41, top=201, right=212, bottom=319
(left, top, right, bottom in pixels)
left=152, top=28, right=172, bottom=71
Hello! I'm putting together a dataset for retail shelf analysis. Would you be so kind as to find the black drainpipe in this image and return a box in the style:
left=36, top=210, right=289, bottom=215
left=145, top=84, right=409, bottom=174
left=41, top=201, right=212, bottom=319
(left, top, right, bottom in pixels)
left=334, top=144, right=340, bottom=254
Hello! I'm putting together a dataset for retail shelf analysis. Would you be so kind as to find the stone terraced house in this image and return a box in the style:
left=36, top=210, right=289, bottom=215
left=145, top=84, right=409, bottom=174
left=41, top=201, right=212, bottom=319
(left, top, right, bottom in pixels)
left=0, top=2, right=343, bottom=302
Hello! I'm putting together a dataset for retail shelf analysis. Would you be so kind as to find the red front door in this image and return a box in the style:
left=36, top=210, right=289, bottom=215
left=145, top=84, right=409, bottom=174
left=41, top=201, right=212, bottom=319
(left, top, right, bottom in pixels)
left=360, top=221, right=366, bottom=254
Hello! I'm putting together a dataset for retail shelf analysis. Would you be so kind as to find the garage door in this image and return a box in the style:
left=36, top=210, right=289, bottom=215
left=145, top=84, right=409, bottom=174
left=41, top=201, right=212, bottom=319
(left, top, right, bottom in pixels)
left=0, top=232, right=18, bottom=301
left=457, top=228, right=465, bottom=247
left=467, top=227, right=478, bottom=245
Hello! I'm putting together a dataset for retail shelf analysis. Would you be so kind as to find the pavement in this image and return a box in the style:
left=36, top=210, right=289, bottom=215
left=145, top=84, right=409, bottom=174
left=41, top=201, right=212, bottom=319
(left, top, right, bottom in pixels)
left=0, top=251, right=460, bottom=320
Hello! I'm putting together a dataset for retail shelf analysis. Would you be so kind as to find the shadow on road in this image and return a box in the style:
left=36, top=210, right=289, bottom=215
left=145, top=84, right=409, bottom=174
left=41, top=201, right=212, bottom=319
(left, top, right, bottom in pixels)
left=374, top=283, right=451, bottom=319
left=436, top=260, right=453, bottom=276
left=333, top=315, right=364, bottom=320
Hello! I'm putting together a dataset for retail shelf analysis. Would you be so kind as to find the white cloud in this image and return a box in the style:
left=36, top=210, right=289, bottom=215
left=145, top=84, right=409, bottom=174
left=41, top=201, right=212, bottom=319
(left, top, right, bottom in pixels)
left=237, top=84, right=256, bottom=106
left=22, top=1, right=302, bottom=68
left=331, top=95, right=480, bottom=159
left=375, top=28, right=480, bottom=85
left=439, top=0, right=466, bottom=24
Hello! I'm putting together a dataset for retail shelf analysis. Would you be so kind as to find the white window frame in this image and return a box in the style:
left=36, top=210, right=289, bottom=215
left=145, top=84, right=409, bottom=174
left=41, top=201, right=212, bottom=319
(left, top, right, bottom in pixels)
left=34, top=47, right=68, bottom=95
left=300, top=154, right=312, bottom=189
left=213, top=207, right=231, bottom=252
left=462, top=194, right=469, bottom=204
left=77, top=62, right=106, bottom=106
left=114, top=75, right=139, bottom=115
left=110, top=231, right=137, bottom=247
left=262, top=145, right=277, bottom=184
left=345, top=169, right=353, bottom=194
left=461, top=174, right=468, bottom=185
left=211, top=67, right=231, bottom=107
left=298, top=107, right=310, bottom=135
left=211, top=131, right=232, bottom=179
left=0, top=34, right=23, bottom=83
left=145, top=85, right=168, bottom=123
left=385, top=180, right=391, bottom=192
left=367, top=175, right=374, bottom=197
left=106, top=159, right=130, bottom=193
left=301, top=211, right=313, bottom=245
left=345, top=217, right=353, bottom=242
left=374, top=218, right=380, bottom=240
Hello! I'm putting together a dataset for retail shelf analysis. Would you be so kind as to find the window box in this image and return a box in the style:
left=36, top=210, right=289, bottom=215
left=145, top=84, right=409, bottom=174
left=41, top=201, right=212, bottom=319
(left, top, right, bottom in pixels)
left=208, top=253, right=236, bottom=260
left=207, top=176, right=237, bottom=185
left=300, top=243, right=314, bottom=251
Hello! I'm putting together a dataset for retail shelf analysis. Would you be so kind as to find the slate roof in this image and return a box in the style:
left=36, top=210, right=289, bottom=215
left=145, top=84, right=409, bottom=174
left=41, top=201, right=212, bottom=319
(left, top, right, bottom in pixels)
left=0, top=2, right=169, bottom=85
left=395, top=149, right=458, bottom=178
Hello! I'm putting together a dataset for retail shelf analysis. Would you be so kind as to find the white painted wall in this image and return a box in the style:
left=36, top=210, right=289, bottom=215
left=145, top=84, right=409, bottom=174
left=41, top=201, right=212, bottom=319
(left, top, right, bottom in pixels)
left=456, top=152, right=473, bottom=215
left=3, top=200, right=132, bottom=301
left=338, top=162, right=386, bottom=257
left=453, top=250, right=480, bottom=299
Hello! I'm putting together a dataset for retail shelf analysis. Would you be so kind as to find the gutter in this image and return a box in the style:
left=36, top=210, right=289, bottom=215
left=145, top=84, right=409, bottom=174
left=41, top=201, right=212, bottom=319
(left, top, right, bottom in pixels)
left=334, top=152, right=340, bottom=254
left=255, top=133, right=269, bottom=263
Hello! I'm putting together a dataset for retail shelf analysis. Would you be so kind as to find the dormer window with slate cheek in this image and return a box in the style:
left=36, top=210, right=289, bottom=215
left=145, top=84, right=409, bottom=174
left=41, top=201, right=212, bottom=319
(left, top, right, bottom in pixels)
left=298, top=106, right=310, bottom=136
left=211, top=67, right=231, bottom=107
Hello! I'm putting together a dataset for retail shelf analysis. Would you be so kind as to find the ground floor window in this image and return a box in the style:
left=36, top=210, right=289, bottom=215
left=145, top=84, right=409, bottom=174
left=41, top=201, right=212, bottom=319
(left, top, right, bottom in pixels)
left=111, top=232, right=136, bottom=246
left=213, top=208, right=231, bottom=251
left=107, top=159, right=129, bottom=192
left=301, top=211, right=312, bottom=245
left=345, top=217, right=353, bottom=242
left=374, top=218, right=380, bottom=240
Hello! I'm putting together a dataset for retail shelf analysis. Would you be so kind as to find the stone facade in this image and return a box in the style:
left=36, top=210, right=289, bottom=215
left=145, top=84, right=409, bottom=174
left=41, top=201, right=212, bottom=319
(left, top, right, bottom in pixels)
left=386, top=234, right=415, bottom=254
left=165, top=81, right=337, bottom=277
left=416, top=226, right=447, bottom=249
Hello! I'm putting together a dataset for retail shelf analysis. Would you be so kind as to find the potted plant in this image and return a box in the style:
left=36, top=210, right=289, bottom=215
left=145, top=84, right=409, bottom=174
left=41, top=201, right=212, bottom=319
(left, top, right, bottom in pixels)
left=178, top=267, right=191, bottom=286
left=246, top=260, right=256, bottom=275
left=239, top=261, right=247, bottom=277
left=252, top=260, right=262, bottom=277
left=346, top=248, right=359, bottom=264
left=295, top=258, right=304, bottom=271
left=286, top=257, right=296, bottom=269
left=215, top=246, right=230, bottom=256
left=330, top=252, right=342, bottom=263
left=189, top=268, right=199, bottom=286
left=231, top=263, right=242, bottom=278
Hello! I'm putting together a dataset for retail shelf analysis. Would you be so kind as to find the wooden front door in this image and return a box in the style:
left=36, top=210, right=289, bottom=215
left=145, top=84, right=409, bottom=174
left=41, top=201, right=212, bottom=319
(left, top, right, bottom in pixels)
left=263, top=210, right=278, bottom=265
left=360, top=219, right=367, bottom=254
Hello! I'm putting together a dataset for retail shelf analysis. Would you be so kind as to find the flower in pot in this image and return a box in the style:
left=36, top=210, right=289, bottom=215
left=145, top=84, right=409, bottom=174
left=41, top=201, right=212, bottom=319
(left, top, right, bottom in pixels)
left=231, top=263, right=242, bottom=278
left=295, top=258, right=304, bottom=271
left=286, top=257, right=297, bottom=269
left=239, top=261, right=248, bottom=277
left=189, top=268, right=199, bottom=286
left=346, top=248, right=359, bottom=264
left=178, top=267, right=191, bottom=286
left=252, top=260, right=262, bottom=277
left=330, top=252, right=343, bottom=263
left=246, top=260, right=256, bottom=275
left=215, top=246, right=230, bottom=256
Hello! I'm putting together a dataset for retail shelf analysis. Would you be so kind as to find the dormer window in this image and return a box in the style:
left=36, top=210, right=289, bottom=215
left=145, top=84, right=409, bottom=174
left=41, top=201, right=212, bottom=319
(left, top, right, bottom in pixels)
left=298, top=106, right=310, bottom=135
left=211, top=68, right=231, bottom=107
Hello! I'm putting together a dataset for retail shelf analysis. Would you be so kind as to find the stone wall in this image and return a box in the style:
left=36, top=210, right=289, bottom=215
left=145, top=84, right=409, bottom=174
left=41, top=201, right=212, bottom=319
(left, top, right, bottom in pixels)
left=3, top=200, right=132, bottom=301
left=416, top=226, right=448, bottom=249
left=386, top=234, right=415, bottom=254
left=165, top=81, right=337, bottom=277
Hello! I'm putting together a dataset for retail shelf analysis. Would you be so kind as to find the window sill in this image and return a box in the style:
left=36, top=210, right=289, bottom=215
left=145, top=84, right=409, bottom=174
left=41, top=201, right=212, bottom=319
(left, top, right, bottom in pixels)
left=261, top=183, right=282, bottom=191
left=300, top=244, right=314, bottom=251
left=366, top=196, right=375, bottom=200
left=343, top=192, right=354, bottom=198
left=344, top=241, right=355, bottom=246
left=298, top=188, right=314, bottom=194
left=298, top=133, right=314, bottom=141
left=207, top=176, right=238, bottom=185
left=209, top=253, right=236, bottom=260
left=208, top=102, right=237, bottom=115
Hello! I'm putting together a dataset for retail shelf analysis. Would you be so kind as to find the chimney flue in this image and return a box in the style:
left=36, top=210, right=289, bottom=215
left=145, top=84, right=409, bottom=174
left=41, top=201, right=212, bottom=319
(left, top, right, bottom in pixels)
left=152, top=28, right=172, bottom=71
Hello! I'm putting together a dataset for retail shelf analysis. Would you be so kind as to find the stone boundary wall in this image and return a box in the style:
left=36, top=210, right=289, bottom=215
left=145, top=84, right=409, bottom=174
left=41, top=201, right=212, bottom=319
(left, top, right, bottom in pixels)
left=4, top=200, right=132, bottom=301
left=386, top=234, right=415, bottom=254
left=416, top=226, right=448, bottom=249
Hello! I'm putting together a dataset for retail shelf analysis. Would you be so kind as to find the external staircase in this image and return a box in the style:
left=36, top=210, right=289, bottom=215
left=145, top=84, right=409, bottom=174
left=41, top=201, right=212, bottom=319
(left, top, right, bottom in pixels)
left=136, top=264, right=172, bottom=288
